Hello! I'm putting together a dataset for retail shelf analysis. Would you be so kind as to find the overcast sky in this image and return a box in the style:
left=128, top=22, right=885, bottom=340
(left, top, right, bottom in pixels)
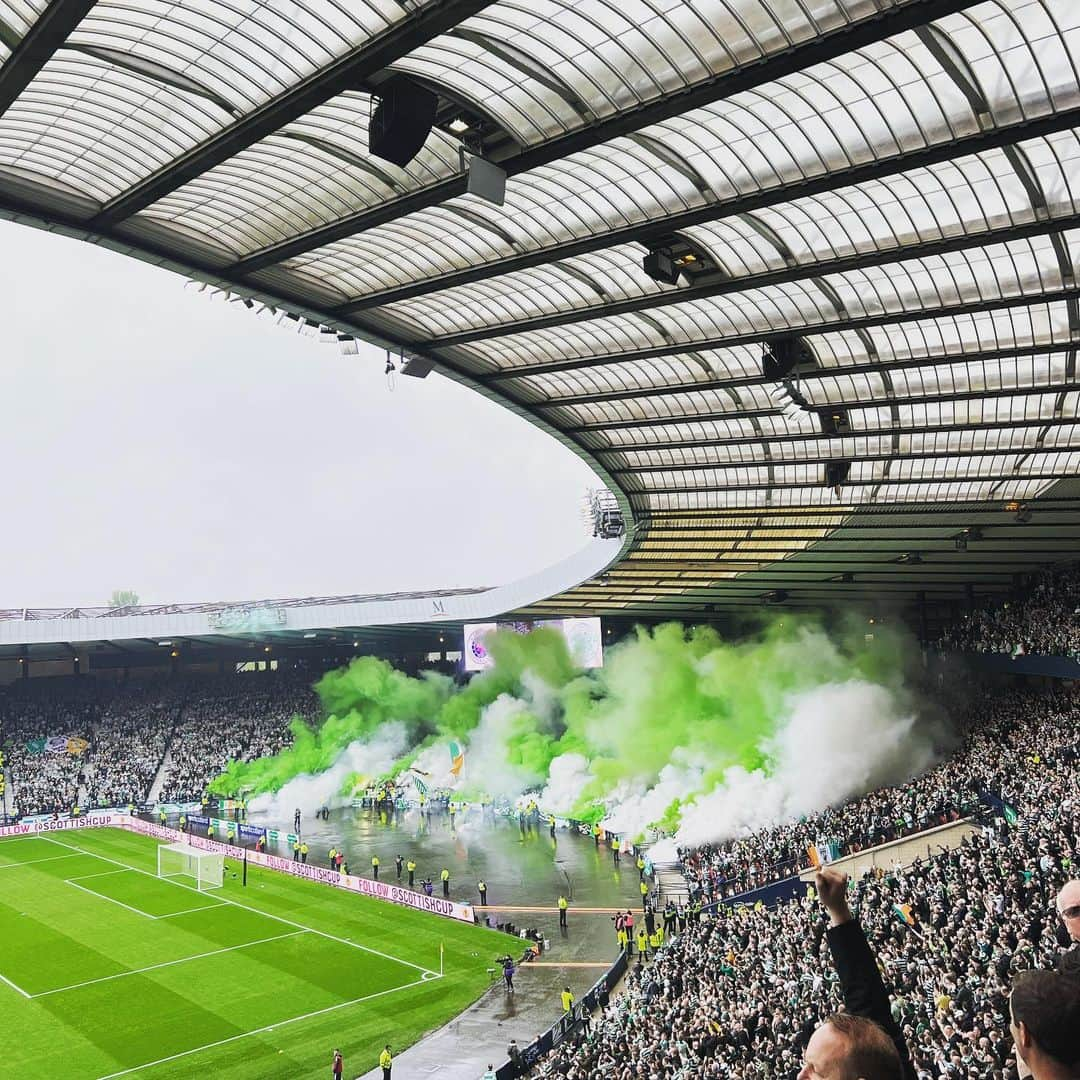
left=0, top=220, right=600, bottom=609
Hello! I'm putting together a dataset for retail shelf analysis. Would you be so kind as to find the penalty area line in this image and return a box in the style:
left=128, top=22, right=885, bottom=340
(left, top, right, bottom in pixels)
left=44, top=836, right=436, bottom=977
left=0, top=853, right=82, bottom=871
left=67, top=869, right=135, bottom=881
left=66, top=878, right=157, bottom=920
left=0, top=969, right=32, bottom=999
left=31, top=930, right=308, bottom=998
left=93, top=974, right=441, bottom=1079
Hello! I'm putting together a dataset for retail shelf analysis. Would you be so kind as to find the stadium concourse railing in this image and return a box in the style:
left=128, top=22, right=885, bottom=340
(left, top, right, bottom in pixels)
left=0, top=812, right=476, bottom=924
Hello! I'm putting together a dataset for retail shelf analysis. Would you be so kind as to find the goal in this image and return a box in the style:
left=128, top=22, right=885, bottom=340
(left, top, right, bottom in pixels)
left=157, top=843, right=224, bottom=892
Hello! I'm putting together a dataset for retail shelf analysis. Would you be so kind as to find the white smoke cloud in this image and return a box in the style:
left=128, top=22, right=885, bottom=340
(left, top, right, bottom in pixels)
left=458, top=693, right=544, bottom=798
left=418, top=670, right=940, bottom=855
left=674, top=679, right=938, bottom=847
left=249, top=722, right=409, bottom=819
left=411, top=741, right=456, bottom=790
left=539, top=752, right=593, bottom=815
left=600, top=751, right=705, bottom=839
left=520, top=669, right=561, bottom=724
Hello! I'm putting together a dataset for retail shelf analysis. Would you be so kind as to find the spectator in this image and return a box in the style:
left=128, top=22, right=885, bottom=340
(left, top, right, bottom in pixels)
left=157, top=672, right=314, bottom=802
left=678, top=686, right=1079, bottom=903
left=1055, top=881, right=1080, bottom=944
left=814, top=867, right=914, bottom=1080
left=798, top=1013, right=903, bottom=1080
left=1008, top=969, right=1080, bottom=1079
left=936, top=562, right=1080, bottom=658
left=0, top=671, right=315, bottom=815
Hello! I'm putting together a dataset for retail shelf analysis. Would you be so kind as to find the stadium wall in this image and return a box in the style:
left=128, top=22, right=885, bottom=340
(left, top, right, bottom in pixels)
left=949, top=651, right=1080, bottom=679
left=796, top=818, right=978, bottom=885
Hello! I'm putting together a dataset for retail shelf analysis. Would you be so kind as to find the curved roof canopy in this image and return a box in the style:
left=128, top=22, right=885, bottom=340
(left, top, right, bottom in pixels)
left=2, top=0, right=1079, bottom=617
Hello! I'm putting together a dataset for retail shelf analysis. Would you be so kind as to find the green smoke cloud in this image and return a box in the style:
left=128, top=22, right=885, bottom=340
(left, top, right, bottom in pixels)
left=211, top=614, right=921, bottom=839
left=209, top=657, right=450, bottom=795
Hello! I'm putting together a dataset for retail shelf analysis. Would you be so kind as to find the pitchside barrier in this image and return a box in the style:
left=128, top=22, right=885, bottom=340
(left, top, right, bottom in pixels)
left=496, top=946, right=629, bottom=1080
left=0, top=814, right=476, bottom=924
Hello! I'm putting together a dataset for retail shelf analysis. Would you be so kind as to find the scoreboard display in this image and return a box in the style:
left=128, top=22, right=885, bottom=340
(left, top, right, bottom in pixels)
left=463, top=617, right=604, bottom=672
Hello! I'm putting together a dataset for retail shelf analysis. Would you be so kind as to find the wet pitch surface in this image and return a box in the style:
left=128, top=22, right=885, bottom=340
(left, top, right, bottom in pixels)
left=248, top=805, right=649, bottom=1079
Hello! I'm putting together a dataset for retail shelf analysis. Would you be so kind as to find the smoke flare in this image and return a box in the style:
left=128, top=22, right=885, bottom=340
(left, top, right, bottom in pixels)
left=212, top=616, right=944, bottom=845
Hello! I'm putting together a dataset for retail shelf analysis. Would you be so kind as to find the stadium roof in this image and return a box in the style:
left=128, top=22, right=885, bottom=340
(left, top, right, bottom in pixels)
left=0, top=541, right=621, bottom=656
left=0, top=589, right=489, bottom=623
left=2, top=0, right=1079, bottom=618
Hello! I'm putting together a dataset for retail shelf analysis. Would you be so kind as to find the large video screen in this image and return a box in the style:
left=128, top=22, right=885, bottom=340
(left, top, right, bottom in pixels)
left=463, top=617, right=604, bottom=672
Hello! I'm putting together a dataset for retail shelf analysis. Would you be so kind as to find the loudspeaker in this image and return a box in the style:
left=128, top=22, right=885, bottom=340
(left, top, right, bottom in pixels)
left=825, top=460, right=851, bottom=488
left=643, top=249, right=680, bottom=285
left=369, top=78, right=437, bottom=167
left=401, top=356, right=433, bottom=379
left=762, top=338, right=798, bottom=381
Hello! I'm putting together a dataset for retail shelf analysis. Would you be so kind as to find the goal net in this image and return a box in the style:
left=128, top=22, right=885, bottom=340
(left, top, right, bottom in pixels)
left=157, top=842, right=224, bottom=892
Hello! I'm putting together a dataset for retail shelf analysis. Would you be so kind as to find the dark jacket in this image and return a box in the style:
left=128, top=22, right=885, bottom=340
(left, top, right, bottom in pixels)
left=826, top=918, right=917, bottom=1080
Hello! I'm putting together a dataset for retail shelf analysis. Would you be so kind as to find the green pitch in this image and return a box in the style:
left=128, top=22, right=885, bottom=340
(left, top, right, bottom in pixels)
left=0, top=828, right=506, bottom=1078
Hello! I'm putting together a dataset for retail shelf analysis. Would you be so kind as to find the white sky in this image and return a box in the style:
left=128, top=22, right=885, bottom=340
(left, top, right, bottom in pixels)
left=0, top=220, right=601, bottom=608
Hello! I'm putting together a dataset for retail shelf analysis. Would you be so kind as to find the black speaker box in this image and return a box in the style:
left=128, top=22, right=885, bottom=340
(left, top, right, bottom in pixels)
left=642, top=249, right=680, bottom=285
left=369, top=78, right=438, bottom=167
left=825, top=460, right=851, bottom=487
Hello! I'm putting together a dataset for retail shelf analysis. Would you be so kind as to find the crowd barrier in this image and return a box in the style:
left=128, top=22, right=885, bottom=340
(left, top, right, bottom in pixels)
left=0, top=814, right=475, bottom=924
left=496, top=948, right=629, bottom=1080
left=703, top=876, right=804, bottom=912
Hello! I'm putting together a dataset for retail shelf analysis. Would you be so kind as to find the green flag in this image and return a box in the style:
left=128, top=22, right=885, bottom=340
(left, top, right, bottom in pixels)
left=1004, top=804, right=1018, bottom=826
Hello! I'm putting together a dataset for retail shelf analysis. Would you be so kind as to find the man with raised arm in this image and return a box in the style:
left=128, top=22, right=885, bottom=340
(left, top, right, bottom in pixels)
left=799, top=867, right=915, bottom=1080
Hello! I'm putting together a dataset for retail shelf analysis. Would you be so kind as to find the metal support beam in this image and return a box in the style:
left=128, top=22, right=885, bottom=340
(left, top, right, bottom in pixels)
left=632, top=524, right=1080, bottom=535
left=597, top=560, right=1025, bottom=572
left=556, top=580, right=1013, bottom=597
left=533, top=340, right=1080, bottom=408
left=483, top=287, right=1080, bottom=380
left=565, top=382, right=1080, bottom=434
left=611, top=443, right=1080, bottom=474
left=424, top=211, right=1080, bottom=349
left=629, top=472, right=1070, bottom=495
left=613, top=549, right=1080, bottom=565
left=0, top=0, right=97, bottom=118
left=229, top=0, right=983, bottom=275
left=639, top=497, right=1080, bottom=518
left=614, top=546, right=1080, bottom=565
left=592, top=415, right=1077, bottom=453
left=90, top=0, right=498, bottom=227
left=334, top=106, right=1080, bottom=314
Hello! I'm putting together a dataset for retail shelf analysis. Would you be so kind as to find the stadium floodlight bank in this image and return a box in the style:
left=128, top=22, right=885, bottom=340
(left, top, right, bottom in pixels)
left=157, top=843, right=224, bottom=891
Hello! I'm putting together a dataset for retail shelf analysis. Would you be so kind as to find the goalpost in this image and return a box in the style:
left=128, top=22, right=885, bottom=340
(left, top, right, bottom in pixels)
left=157, top=843, right=224, bottom=892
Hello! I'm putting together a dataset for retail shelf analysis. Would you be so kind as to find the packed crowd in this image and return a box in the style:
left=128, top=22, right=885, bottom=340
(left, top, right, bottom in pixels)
left=937, top=561, right=1080, bottom=657
left=156, top=672, right=315, bottom=802
left=0, top=679, right=102, bottom=817
left=81, top=682, right=183, bottom=809
left=0, top=672, right=316, bottom=815
left=530, top=687, right=1080, bottom=1080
